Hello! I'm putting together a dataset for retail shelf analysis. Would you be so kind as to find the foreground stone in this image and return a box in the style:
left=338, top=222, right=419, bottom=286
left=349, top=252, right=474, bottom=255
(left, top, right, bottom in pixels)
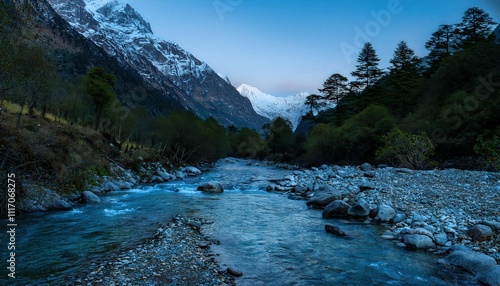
left=227, top=267, right=243, bottom=277
left=403, top=234, right=435, bottom=250
left=444, top=250, right=497, bottom=275
left=467, top=224, right=493, bottom=242
left=322, top=200, right=350, bottom=218
left=325, top=224, right=348, bottom=237
left=347, top=198, right=370, bottom=217
left=475, top=265, right=500, bottom=286
left=197, top=182, right=224, bottom=193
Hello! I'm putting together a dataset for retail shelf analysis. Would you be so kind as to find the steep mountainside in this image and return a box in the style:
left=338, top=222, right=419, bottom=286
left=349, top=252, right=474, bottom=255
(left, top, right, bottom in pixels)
left=47, top=0, right=267, bottom=129
left=15, top=0, right=183, bottom=115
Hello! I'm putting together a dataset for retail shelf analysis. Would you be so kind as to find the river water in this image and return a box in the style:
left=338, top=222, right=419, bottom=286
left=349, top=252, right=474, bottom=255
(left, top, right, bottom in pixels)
left=1, top=158, right=474, bottom=285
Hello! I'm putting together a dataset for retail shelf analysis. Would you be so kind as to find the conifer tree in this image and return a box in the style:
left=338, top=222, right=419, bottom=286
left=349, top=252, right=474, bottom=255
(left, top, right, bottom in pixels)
left=351, top=42, right=384, bottom=91
left=318, top=73, right=348, bottom=104
left=84, top=66, right=115, bottom=130
left=389, top=41, right=420, bottom=71
left=456, top=7, right=497, bottom=47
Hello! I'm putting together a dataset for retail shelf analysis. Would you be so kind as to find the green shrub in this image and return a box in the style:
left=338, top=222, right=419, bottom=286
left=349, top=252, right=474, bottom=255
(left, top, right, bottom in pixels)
left=474, top=132, right=500, bottom=170
left=377, top=128, right=435, bottom=169
left=305, top=123, right=341, bottom=164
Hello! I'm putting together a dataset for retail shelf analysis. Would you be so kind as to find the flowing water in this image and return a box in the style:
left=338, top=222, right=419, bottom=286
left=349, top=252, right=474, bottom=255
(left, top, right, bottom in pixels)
left=1, top=158, right=474, bottom=285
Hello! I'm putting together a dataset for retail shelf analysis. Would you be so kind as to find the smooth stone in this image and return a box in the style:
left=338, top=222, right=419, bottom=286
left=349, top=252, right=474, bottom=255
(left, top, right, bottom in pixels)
left=403, top=234, right=435, bottom=250
left=467, top=224, right=493, bottom=242
left=227, top=267, right=243, bottom=277
left=197, top=182, right=224, bottom=193
left=322, top=200, right=350, bottom=218
left=347, top=198, right=370, bottom=217
left=444, top=250, right=497, bottom=274
left=375, top=204, right=396, bottom=222
left=434, top=232, right=449, bottom=246
left=475, top=265, right=500, bottom=286
left=325, top=224, right=348, bottom=237
left=185, top=166, right=201, bottom=175
left=48, top=199, right=72, bottom=210
left=391, top=213, right=406, bottom=224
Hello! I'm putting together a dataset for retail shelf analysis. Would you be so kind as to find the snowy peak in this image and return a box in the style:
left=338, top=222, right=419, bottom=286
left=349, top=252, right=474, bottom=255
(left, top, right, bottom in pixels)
left=237, top=84, right=309, bottom=131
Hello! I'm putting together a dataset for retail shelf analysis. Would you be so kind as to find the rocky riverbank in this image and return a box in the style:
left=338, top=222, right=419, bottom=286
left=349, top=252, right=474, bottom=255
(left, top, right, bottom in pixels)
left=269, top=163, right=500, bottom=285
left=17, top=161, right=204, bottom=213
left=64, top=215, right=236, bottom=286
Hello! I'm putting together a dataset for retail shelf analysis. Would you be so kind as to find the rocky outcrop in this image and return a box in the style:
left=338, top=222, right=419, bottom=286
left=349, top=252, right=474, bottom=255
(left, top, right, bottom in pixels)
left=322, top=200, right=350, bottom=218
left=347, top=198, right=371, bottom=217
left=467, top=224, right=493, bottom=242
left=80, top=191, right=101, bottom=204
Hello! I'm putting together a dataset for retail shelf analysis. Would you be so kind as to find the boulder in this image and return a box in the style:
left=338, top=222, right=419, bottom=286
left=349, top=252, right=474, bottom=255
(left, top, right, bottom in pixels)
left=306, top=189, right=345, bottom=209
left=325, top=224, right=348, bottom=237
left=80, top=191, right=100, bottom=204
left=48, top=199, right=72, bottom=211
left=102, top=181, right=121, bottom=192
left=480, top=220, right=500, bottom=231
left=391, top=213, right=406, bottom=224
left=444, top=250, right=497, bottom=275
left=374, top=204, right=396, bottom=222
left=185, top=166, right=201, bottom=176
left=405, top=227, right=434, bottom=239
left=403, top=234, right=435, bottom=250
left=434, top=232, right=449, bottom=246
left=175, top=171, right=187, bottom=179
left=467, top=224, right=493, bottom=242
left=347, top=198, right=370, bottom=217
left=197, top=182, right=224, bottom=193
left=322, top=200, right=350, bottom=218
left=157, top=169, right=174, bottom=181
left=476, top=265, right=500, bottom=286
left=227, top=267, right=243, bottom=277
left=360, top=163, right=373, bottom=171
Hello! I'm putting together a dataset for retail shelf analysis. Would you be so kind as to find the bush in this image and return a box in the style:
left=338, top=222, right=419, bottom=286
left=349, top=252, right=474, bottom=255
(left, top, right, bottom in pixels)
left=304, top=123, right=341, bottom=164
left=474, top=132, right=500, bottom=170
left=377, top=128, right=435, bottom=169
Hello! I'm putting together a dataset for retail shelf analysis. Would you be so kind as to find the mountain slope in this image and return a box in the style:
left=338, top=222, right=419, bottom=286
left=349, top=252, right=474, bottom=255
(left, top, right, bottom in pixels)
left=47, top=0, right=267, bottom=129
left=237, top=84, right=338, bottom=131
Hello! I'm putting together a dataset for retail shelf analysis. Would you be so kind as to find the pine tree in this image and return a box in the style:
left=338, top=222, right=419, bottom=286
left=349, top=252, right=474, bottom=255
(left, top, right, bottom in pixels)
left=351, top=42, right=384, bottom=91
left=390, top=41, right=420, bottom=71
left=318, top=73, right=348, bottom=104
left=425, top=24, right=456, bottom=59
left=304, top=94, right=322, bottom=115
left=456, top=7, right=497, bottom=48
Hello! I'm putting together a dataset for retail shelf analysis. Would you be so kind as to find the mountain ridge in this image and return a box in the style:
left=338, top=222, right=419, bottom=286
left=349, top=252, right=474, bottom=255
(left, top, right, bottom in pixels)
left=47, top=0, right=268, bottom=129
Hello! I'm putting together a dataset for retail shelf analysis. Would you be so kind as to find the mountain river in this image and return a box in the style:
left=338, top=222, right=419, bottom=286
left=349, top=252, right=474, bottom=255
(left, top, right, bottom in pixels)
left=1, top=158, right=475, bottom=285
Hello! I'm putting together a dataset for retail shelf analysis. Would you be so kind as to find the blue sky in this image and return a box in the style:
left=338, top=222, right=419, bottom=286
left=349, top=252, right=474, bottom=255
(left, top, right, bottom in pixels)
left=127, top=0, right=500, bottom=96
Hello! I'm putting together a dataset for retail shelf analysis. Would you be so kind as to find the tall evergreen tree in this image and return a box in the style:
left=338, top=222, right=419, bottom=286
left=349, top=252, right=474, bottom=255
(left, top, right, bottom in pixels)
left=351, top=42, right=384, bottom=91
left=266, top=117, right=295, bottom=158
left=456, top=7, right=497, bottom=47
left=84, top=66, right=116, bottom=130
left=318, top=73, right=348, bottom=104
left=304, top=94, right=323, bottom=115
left=389, top=41, right=420, bottom=71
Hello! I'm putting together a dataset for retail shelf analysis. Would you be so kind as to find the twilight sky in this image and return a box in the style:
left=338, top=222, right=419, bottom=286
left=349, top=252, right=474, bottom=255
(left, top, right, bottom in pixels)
left=126, top=0, right=500, bottom=97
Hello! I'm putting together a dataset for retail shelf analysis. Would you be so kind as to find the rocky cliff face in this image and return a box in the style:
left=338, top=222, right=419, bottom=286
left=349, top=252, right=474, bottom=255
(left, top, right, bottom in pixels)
left=47, top=0, right=268, bottom=129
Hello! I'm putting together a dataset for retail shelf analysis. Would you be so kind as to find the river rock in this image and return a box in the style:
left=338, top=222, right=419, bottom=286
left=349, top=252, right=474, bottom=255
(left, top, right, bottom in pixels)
left=306, top=189, right=345, bottom=209
left=444, top=250, right=497, bottom=274
left=434, top=232, right=449, bottom=246
left=227, top=267, right=243, bottom=277
left=403, top=234, right=435, bottom=250
left=374, top=204, right=396, bottom=222
left=360, top=163, right=373, bottom=171
left=405, top=227, right=434, bottom=239
left=322, top=200, right=350, bottom=218
left=467, top=224, right=493, bottom=242
left=325, top=224, right=348, bottom=237
left=48, top=199, right=72, bottom=210
left=476, top=265, right=500, bottom=286
left=80, top=191, right=100, bottom=204
left=185, top=166, right=201, bottom=175
left=347, top=198, right=370, bottom=217
left=175, top=171, right=187, bottom=179
left=197, top=182, right=223, bottom=193
left=157, top=169, right=174, bottom=181
left=391, top=213, right=406, bottom=224
left=480, top=220, right=500, bottom=231
left=102, top=181, right=122, bottom=192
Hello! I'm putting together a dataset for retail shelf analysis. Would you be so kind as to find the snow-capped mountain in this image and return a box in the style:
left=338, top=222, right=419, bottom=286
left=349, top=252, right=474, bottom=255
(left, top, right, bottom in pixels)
left=47, top=0, right=267, bottom=129
left=237, top=84, right=312, bottom=131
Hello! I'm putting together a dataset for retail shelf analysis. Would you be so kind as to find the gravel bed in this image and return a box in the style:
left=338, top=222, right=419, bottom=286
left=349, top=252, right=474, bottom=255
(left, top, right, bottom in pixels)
left=66, top=215, right=236, bottom=286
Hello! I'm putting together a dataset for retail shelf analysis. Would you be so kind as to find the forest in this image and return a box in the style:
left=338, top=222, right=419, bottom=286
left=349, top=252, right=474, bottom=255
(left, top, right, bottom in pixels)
left=1, top=2, right=499, bottom=173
